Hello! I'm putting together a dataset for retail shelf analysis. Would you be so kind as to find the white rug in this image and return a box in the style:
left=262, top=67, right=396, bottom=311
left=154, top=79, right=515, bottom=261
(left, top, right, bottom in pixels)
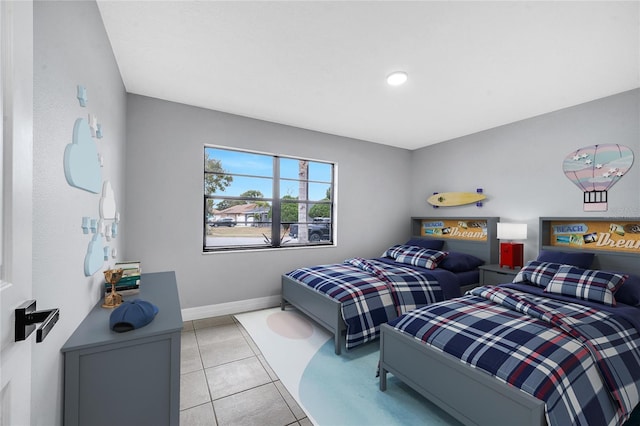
left=235, top=307, right=462, bottom=426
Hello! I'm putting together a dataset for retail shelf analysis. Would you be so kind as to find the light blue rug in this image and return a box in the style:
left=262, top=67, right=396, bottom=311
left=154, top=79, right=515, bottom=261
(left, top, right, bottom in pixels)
left=235, top=307, right=461, bottom=426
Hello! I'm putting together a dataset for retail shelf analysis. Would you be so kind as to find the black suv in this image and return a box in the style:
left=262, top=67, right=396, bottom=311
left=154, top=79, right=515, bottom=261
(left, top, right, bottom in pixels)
left=289, top=218, right=331, bottom=242
left=211, top=218, right=236, bottom=227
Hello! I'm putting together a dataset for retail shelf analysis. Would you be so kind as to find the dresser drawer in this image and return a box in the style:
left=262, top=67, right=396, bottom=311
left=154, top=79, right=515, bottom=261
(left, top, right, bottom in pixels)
left=479, top=265, right=519, bottom=286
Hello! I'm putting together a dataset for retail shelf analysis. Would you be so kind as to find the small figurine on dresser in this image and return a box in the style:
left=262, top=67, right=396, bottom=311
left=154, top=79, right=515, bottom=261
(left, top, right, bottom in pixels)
left=102, top=268, right=124, bottom=308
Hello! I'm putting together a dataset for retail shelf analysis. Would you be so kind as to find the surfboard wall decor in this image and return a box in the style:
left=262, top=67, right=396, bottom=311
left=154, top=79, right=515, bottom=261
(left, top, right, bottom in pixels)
left=427, top=189, right=486, bottom=208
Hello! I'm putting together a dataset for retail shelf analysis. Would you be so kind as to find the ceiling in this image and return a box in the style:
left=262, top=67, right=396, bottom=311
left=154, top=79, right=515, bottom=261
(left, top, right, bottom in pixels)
left=96, top=1, right=639, bottom=150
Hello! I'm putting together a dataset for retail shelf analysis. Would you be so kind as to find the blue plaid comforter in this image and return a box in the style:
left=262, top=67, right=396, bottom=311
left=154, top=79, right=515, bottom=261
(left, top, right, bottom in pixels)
left=389, top=286, right=640, bottom=426
left=285, top=258, right=443, bottom=349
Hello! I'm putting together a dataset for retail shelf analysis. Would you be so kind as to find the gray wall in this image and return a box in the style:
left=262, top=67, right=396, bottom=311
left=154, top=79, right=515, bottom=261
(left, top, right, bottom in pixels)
left=125, top=95, right=412, bottom=312
left=33, top=1, right=127, bottom=424
left=410, top=89, right=640, bottom=261
left=28, top=1, right=640, bottom=423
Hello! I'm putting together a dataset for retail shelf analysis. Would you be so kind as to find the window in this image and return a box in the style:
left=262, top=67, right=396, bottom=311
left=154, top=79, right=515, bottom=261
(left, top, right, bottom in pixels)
left=203, top=146, right=335, bottom=251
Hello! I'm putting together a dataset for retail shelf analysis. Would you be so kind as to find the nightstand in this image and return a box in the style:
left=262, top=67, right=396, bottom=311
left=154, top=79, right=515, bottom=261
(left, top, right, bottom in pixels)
left=478, top=264, right=520, bottom=286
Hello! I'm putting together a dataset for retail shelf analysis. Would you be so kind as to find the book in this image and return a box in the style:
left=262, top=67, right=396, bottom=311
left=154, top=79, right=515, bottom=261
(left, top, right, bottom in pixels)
left=105, top=276, right=140, bottom=288
left=115, top=260, right=140, bottom=269
left=105, top=282, right=140, bottom=295
left=117, top=275, right=140, bottom=284
left=106, top=282, right=139, bottom=292
left=105, top=261, right=142, bottom=295
left=115, top=261, right=141, bottom=275
left=105, top=278, right=140, bottom=289
left=115, top=287, right=140, bottom=297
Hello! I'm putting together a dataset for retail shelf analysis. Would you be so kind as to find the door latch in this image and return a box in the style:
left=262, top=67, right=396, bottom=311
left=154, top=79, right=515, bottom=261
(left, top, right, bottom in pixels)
left=15, top=300, right=60, bottom=343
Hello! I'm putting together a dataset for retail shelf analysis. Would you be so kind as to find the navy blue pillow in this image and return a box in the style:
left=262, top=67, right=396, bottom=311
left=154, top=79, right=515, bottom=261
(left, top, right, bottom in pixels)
left=611, top=273, right=640, bottom=306
left=438, top=252, right=484, bottom=273
left=404, top=238, right=445, bottom=251
left=536, top=250, right=594, bottom=269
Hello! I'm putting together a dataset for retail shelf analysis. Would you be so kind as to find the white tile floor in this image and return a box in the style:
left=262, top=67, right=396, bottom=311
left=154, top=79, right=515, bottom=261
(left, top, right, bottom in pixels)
left=180, top=314, right=313, bottom=426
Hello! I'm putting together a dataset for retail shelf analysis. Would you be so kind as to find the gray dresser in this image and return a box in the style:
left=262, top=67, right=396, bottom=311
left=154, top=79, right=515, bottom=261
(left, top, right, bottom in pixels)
left=61, top=271, right=182, bottom=426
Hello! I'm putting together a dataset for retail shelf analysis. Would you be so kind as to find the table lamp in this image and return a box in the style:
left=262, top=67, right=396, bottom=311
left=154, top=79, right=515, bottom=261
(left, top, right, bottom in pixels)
left=497, top=223, right=527, bottom=269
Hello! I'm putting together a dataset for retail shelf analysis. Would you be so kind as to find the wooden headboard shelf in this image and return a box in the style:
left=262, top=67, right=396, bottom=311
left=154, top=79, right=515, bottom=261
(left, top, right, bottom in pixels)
left=540, top=217, right=640, bottom=276
left=411, top=217, right=500, bottom=265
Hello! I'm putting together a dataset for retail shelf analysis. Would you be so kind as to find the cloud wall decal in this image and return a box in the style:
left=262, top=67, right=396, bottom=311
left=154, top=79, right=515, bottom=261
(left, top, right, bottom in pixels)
left=100, top=180, right=117, bottom=219
left=64, top=118, right=101, bottom=193
left=84, top=233, right=105, bottom=276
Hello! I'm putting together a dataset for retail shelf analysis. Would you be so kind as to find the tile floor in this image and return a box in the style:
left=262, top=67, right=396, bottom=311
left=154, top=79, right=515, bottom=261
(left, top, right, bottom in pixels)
left=180, top=314, right=313, bottom=426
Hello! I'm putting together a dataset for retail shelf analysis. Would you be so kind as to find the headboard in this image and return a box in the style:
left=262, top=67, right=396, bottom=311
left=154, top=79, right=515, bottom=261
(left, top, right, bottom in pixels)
left=540, top=217, right=640, bottom=276
left=411, top=217, right=500, bottom=265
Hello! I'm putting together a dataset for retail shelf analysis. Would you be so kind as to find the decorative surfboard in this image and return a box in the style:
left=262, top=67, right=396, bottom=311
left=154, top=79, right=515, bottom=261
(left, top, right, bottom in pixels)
left=427, top=190, right=486, bottom=208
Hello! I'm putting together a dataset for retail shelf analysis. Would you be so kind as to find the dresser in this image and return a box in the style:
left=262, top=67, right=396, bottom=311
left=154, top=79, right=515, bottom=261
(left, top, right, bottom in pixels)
left=61, top=271, right=182, bottom=426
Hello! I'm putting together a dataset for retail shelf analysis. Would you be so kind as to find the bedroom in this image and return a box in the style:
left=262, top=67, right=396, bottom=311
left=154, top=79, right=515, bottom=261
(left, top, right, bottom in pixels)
left=2, top=1, right=639, bottom=425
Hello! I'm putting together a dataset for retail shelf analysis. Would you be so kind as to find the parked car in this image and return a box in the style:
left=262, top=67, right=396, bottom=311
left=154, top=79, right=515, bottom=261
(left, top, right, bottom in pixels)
left=212, top=217, right=236, bottom=227
left=288, top=218, right=331, bottom=242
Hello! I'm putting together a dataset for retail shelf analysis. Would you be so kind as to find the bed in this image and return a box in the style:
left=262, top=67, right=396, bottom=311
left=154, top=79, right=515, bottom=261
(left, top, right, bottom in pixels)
left=379, top=217, right=640, bottom=426
left=281, top=217, right=500, bottom=354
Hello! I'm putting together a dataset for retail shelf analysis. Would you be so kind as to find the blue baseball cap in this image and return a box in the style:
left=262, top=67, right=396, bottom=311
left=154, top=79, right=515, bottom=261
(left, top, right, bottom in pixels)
left=110, top=299, right=159, bottom=332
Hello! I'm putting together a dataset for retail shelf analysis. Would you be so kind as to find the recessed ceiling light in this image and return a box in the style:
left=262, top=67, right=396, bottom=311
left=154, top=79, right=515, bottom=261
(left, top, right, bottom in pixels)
left=386, top=71, right=408, bottom=86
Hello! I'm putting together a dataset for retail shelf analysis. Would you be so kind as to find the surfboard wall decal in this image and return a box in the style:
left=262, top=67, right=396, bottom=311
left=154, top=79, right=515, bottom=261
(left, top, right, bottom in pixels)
left=427, top=189, right=486, bottom=208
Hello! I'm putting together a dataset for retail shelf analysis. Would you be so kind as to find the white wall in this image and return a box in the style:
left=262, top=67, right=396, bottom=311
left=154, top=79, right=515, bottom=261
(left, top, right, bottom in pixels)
left=33, top=1, right=127, bottom=424
left=124, top=95, right=412, bottom=314
left=410, top=89, right=640, bottom=261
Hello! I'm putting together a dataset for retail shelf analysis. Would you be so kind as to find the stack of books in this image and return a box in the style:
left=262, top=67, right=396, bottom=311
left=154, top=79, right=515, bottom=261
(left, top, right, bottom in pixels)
left=105, top=261, right=141, bottom=295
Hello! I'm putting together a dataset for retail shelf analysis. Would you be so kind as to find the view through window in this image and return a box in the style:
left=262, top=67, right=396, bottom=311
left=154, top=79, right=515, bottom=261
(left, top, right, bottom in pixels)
left=203, top=146, right=334, bottom=251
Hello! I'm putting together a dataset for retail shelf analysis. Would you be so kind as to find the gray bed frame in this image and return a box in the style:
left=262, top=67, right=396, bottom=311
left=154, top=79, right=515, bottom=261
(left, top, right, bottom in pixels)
left=379, top=217, right=640, bottom=426
left=281, top=217, right=500, bottom=355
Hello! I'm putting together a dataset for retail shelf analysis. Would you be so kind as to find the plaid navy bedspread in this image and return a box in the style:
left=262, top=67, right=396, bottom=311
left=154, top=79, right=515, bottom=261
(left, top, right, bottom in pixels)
left=285, top=258, right=443, bottom=349
left=389, top=286, right=640, bottom=426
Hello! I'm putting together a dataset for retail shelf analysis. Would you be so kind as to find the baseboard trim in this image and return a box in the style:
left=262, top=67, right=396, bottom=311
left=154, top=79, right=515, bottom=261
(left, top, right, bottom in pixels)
left=181, top=295, right=281, bottom=321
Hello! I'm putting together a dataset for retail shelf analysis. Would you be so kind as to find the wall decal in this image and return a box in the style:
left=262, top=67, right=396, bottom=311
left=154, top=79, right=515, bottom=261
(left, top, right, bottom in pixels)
left=99, top=181, right=117, bottom=219
left=77, top=85, right=87, bottom=107
left=84, top=233, right=106, bottom=276
left=64, top=118, right=102, bottom=193
left=563, top=144, right=634, bottom=211
left=88, top=113, right=99, bottom=138
left=70, top=85, right=124, bottom=276
left=81, top=217, right=90, bottom=234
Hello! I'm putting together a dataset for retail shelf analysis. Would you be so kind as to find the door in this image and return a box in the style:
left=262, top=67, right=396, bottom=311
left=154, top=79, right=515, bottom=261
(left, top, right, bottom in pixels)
left=0, top=1, right=34, bottom=425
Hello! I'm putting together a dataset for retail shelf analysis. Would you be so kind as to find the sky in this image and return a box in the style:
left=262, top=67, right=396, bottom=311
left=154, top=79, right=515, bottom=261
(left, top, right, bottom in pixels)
left=205, top=147, right=332, bottom=201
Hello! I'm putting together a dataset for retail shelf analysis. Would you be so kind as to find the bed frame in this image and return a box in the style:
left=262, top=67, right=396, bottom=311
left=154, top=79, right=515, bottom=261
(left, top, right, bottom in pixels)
left=281, top=217, right=499, bottom=355
left=379, top=217, right=640, bottom=426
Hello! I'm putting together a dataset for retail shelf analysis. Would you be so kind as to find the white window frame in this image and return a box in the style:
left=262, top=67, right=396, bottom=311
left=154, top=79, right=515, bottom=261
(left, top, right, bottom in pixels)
left=203, top=145, right=335, bottom=252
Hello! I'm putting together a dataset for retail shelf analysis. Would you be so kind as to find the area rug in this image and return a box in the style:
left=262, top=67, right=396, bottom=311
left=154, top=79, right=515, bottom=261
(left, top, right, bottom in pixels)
left=235, top=307, right=461, bottom=426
